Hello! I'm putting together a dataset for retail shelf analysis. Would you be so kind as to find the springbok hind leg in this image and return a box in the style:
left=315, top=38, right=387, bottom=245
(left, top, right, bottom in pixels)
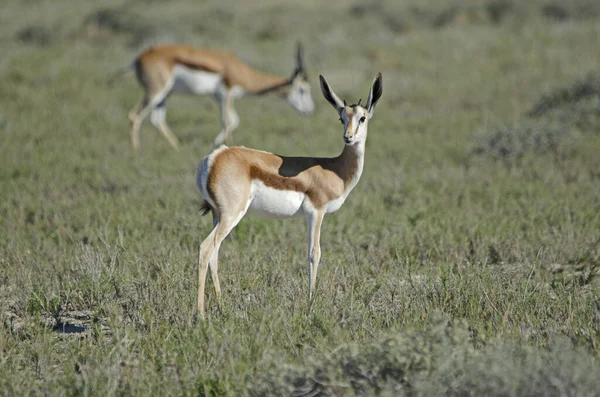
left=197, top=206, right=247, bottom=319
left=129, top=96, right=148, bottom=150
left=150, top=103, right=180, bottom=150
left=129, top=89, right=171, bottom=150
left=208, top=211, right=222, bottom=309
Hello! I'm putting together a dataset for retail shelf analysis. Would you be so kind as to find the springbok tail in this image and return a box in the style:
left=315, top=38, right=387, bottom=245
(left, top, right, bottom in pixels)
left=199, top=200, right=211, bottom=216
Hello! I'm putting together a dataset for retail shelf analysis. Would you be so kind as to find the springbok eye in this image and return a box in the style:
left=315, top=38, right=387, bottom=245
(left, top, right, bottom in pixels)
left=359, top=116, right=366, bottom=123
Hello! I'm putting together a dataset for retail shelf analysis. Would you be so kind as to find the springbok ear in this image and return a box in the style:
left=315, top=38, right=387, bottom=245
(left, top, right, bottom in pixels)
left=320, top=75, right=345, bottom=113
left=295, top=42, right=305, bottom=75
left=365, top=73, right=383, bottom=119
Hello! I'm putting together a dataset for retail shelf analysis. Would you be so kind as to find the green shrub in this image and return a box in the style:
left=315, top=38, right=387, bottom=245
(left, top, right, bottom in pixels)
left=526, top=73, right=600, bottom=135
left=248, top=317, right=463, bottom=396
left=544, top=97, right=600, bottom=133
left=472, top=122, right=568, bottom=159
left=15, top=25, right=53, bottom=46
left=541, top=1, right=600, bottom=22
left=527, top=73, right=600, bottom=119
left=418, top=339, right=600, bottom=397
left=247, top=318, right=600, bottom=397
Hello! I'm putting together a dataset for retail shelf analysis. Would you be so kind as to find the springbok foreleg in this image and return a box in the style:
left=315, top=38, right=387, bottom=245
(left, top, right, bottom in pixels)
left=306, top=210, right=324, bottom=302
left=213, top=91, right=240, bottom=146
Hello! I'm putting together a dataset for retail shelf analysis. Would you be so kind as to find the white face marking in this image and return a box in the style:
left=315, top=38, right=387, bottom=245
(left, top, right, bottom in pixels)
left=247, top=180, right=305, bottom=219
left=287, top=77, right=314, bottom=116
left=196, top=145, right=228, bottom=209
left=172, top=65, right=223, bottom=95
left=341, top=106, right=369, bottom=145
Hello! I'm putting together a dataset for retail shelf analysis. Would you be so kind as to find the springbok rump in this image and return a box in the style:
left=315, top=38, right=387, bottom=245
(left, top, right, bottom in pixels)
left=195, top=73, right=383, bottom=318
left=127, top=43, right=315, bottom=150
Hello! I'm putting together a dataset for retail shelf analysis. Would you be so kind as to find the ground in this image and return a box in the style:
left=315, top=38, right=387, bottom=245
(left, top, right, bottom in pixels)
left=1, top=0, right=600, bottom=395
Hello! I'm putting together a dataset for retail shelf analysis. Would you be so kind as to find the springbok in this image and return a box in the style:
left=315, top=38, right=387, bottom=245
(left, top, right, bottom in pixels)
left=195, top=73, right=383, bottom=317
left=127, top=43, right=314, bottom=150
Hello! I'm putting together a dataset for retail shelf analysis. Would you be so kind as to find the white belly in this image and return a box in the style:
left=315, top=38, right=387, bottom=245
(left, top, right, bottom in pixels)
left=247, top=180, right=305, bottom=219
left=172, top=66, right=222, bottom=95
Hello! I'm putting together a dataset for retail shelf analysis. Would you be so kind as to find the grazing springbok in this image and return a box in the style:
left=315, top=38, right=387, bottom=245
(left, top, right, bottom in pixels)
left=127, top=43, right=314, bottom=150
left=195, top=73, right=383, bottom=317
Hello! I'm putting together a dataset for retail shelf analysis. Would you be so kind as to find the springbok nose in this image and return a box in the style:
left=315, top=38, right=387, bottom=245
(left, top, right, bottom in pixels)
left=344, top=136, right=351, bottom=143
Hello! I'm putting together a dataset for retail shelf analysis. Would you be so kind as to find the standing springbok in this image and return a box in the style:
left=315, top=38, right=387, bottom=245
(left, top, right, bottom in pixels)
left=128, top=43, right=314, bottom=150
left=195, top=73, right=383, bottom=317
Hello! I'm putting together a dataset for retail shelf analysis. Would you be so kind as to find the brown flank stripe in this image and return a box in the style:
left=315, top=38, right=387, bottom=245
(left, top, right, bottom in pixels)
left=207, top=146, right=359, bottom=210
left=137, top=45, right=290, bottom=93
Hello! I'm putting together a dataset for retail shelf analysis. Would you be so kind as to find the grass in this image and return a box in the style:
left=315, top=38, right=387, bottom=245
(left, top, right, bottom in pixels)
left=1, top=0, right=600, bottom=395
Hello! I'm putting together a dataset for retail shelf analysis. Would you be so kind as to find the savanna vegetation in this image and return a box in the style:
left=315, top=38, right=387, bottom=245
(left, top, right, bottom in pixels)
left=1, top=0, right=600, bottom=395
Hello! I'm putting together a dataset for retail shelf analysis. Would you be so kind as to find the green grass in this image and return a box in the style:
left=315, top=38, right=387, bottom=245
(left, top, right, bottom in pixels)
left=1, top=0, right=600, bottom=395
